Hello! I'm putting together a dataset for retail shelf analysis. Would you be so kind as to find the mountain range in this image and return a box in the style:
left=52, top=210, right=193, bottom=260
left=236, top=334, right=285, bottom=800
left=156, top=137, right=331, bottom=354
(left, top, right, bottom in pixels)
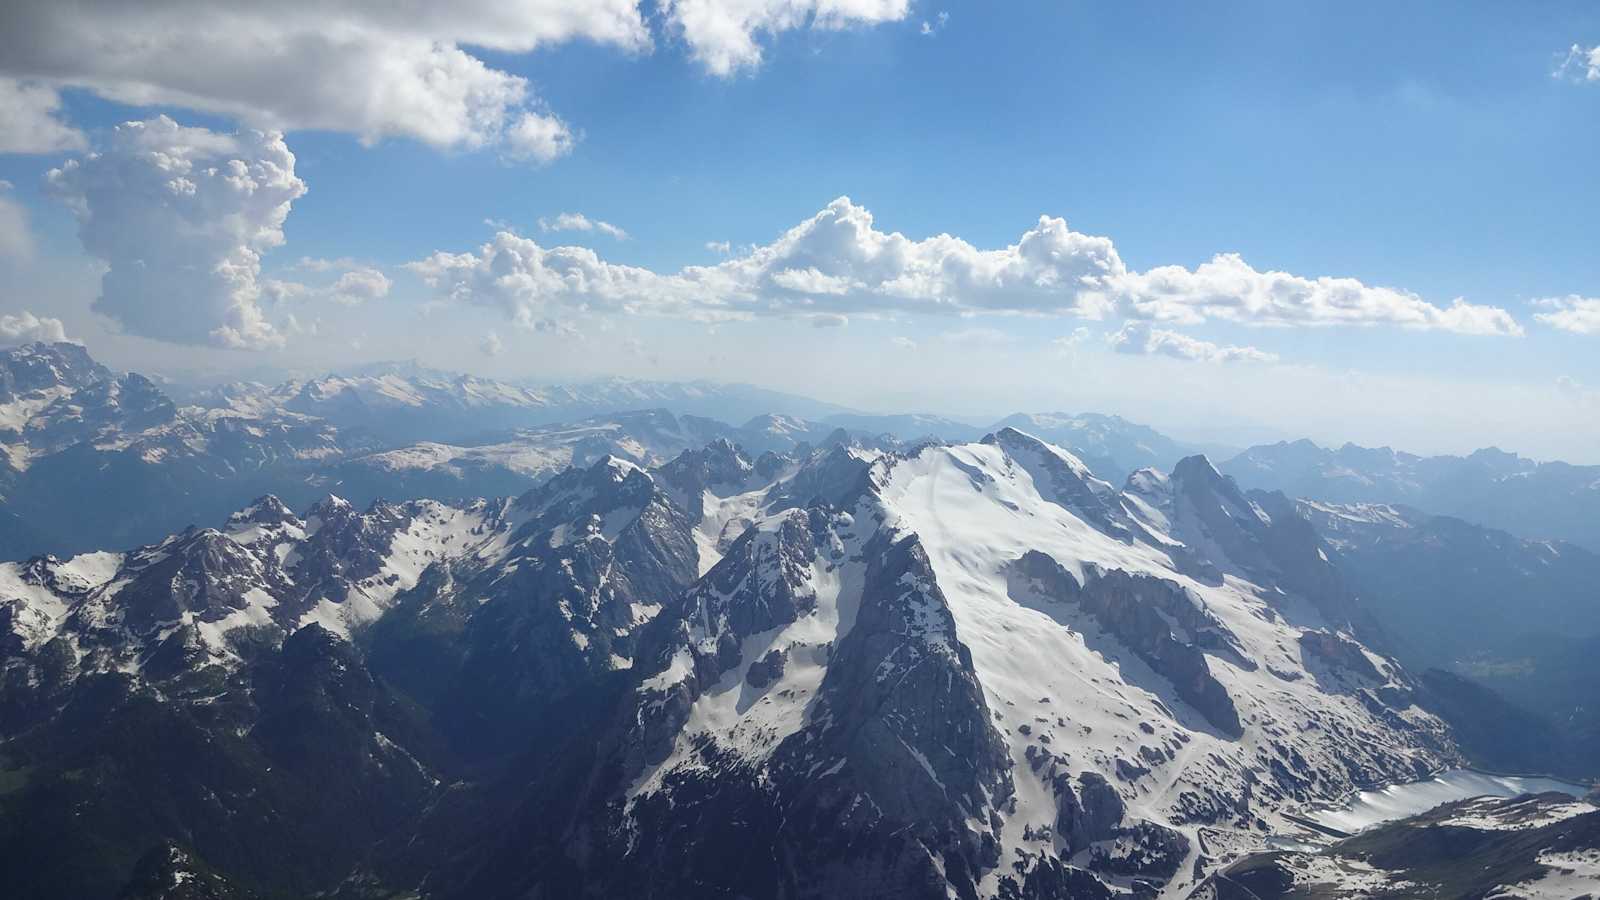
left=0, top=342, right=1223, bottom=562
left=1, top=419, right=1469, bottom=898
left=1223, top=440, right=1600, bottom=552
left=1, top=340, right=1597, bottom=897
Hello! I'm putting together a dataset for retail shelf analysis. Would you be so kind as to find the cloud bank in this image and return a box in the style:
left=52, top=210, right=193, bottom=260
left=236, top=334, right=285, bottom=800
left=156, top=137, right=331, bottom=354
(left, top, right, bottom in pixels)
left=408, top=195, right=1523, bottom=338
left=0, top=1, right=911, bottom=161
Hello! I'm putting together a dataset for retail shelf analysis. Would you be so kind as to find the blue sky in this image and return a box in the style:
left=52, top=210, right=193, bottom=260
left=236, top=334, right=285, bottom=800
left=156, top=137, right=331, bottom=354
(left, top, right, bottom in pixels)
left=0, top=1, right=1597, bottom=458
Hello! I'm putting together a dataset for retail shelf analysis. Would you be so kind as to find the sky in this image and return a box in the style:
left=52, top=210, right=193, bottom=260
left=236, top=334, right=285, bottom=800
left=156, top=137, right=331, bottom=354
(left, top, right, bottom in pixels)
left=0, top=1, right=1597, bottom=460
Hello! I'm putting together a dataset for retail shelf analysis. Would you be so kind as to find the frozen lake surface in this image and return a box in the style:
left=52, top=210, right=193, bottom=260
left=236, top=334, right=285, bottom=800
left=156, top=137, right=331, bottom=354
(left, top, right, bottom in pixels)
left=1310, top=769, right=1592, bottom=835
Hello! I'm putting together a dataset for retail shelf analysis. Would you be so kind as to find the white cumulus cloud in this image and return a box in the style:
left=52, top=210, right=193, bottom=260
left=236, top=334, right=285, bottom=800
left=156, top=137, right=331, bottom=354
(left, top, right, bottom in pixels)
left=330, top=267, right=392, bottom=305
left=480, top=330, right=505, bottom=357
left=0, top=310, right=72, bottom=345
left=0, top=1, right=650, bottom=161
left=408, top=195, right=1523, bottom=338
left=1117, top=253, right=1522, bottom=335
left=46, top=116, right=307, bottom=350
left=505, top=111, right=578, bottom=164
left=1533, top=295, right=1600, bottom=335
left=0, top=2, right=910, bottom=161
left=1109, top=322, right=1277, bottom=364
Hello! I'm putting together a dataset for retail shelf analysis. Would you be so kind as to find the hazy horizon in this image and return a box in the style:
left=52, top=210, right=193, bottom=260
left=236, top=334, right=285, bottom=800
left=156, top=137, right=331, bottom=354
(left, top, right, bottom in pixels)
left=4, top=1, right=1598, bottom=461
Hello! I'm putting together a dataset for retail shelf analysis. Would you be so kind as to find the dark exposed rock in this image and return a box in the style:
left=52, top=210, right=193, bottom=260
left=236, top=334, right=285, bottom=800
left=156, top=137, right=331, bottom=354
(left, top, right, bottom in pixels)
left=791, top=531, right=1011, bottom=833
left=1054, top=771, right=1126, bottom=855
left=559, top=525, right=1017, bottom=900
left=1009, top=549, right=1082, bottom=599
left=1299, top=629, right=1383, bottom=682
left=1116, top=756, right=1152, bottom=782
left=745, top=646, right=787, bottom=688
left=996, top=856, right=1114, bottom=899
left=765, top=442, right=876, bottom=512
left=1089, top=821, right=1190, bottom=880
left=688, top=507, right=829, bottom=645
left=653, top=438, right=755, bottom=521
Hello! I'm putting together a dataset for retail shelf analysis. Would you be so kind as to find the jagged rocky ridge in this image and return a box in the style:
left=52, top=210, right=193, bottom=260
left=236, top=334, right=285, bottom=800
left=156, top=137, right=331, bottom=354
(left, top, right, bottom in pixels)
left=0, top=426, right=1464, bottom=898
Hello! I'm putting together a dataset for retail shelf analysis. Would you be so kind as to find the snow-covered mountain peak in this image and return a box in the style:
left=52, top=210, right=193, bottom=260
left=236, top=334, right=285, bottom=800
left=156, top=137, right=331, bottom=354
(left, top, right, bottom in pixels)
left=741, top=412, right=812, bottom=437
left=225, top=494, right=300, bottom=528
left=983, top=427, right=1130, bottom=534
left=591, top=434, right=1455, bottom=896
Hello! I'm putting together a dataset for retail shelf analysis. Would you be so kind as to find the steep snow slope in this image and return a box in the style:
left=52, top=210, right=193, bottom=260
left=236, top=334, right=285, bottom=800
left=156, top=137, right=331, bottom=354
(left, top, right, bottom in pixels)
left=877, top=433, right=1448, bottom=892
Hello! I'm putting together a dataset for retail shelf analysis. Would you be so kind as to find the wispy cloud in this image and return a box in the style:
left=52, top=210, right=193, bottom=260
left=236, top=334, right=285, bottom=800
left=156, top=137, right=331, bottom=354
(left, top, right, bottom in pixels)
left=0, top=180, right=35, bottom=261
left=539, top=212, right=629, bottom=240
left=1109, top=322, right=1277, bottom=364
left=1554, top=44, right=1600, bottom=83
left=0, top=78, right=87, bottom=154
